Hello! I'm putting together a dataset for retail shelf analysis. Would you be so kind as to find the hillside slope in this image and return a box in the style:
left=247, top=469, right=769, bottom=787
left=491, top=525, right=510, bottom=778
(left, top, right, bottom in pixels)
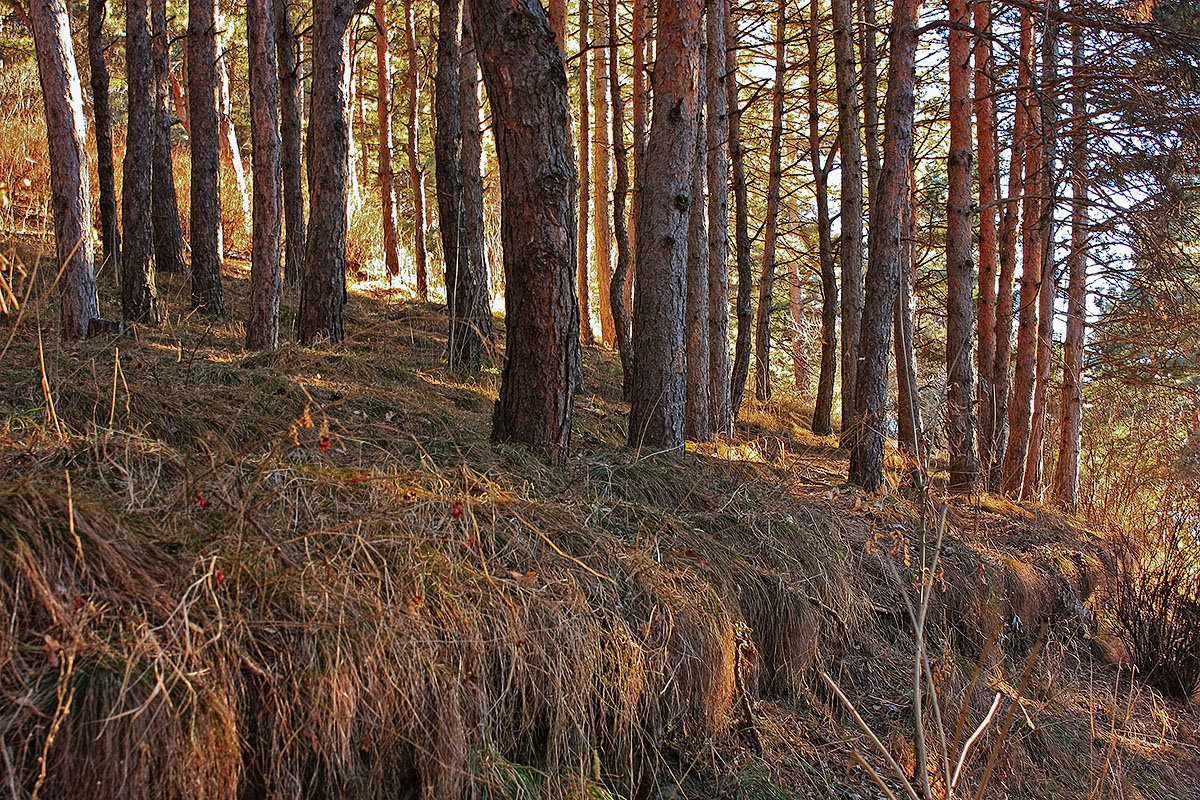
left=1, top=261, right=1196, bottom=799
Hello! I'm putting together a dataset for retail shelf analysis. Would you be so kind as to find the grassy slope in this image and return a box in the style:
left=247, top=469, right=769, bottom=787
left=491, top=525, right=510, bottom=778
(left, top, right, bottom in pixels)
left=1, top=254, right=1197, bottom=799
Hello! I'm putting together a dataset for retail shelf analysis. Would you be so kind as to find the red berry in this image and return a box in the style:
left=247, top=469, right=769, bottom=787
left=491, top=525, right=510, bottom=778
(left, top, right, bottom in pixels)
left=318, top=434, right=332, bottom=451
left=215, top=569, right=225, bottom=583
left=74, top=598, right=83, bottom=608
left=195, top=493, right=208, bottom=508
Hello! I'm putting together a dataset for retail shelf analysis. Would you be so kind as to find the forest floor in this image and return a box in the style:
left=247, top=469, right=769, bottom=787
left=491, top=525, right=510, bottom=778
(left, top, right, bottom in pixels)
left=1, top=245, right=1198, bottom=799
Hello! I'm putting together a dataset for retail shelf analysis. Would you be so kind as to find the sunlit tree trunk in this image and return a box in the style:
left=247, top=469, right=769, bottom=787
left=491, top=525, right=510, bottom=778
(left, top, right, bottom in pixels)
left=151, top=0, right=187, bottom=275
left=809, top=0, right=837, bottom=435
left=706, top=0, right=732, bottom=435
left=471, top=0, right=579, bottom=456
left=189, top=0, right=223, bottom=313
left=577, top=0, right=595, bottom=345
left=375, top=0, right=401, bottom=278
left=216, top=6, right=251, bottom=236
left=610, top=0, right=634, bottom=400
left=728, top=13, right=753, bottom=420
left=88, top=0, right=120, bottom=275
left=296, top=0, right=353, bottom=344
left=275, top=0, right=305, bottom=286
left=686, top=26, right=711, bottom=439
left=32, top=0, right=99, bottom=340
left=630, top=0, right=702, bottom=450
left=592, top=0, right=616, bottom=346
left=848, top=0, right=918, bottom=491
left=753, top=0, right=785, bottom=404
left=123, top=0, right=160, bottom=323
left=403, top=0, right=429, bottom=299
left=245, top=0, right=282, bottom=350
left=974, top=0, right=999, bottom=483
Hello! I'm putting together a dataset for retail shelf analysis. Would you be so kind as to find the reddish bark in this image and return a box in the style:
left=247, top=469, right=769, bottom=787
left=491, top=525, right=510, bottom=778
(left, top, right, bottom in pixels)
left=706, top=0, right=732, bottom=435
left=245, top=0, right=282, bottom=350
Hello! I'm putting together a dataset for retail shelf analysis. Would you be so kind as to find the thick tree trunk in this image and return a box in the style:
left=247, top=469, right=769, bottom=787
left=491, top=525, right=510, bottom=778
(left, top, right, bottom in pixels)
left=1023, top=1, right=1060, bottom=499
left=686, top=29, right=711, bottom=440
left=296, top=0, right=353, bottom=344
left=809, top=0, right=837, bottom=435
left=471, top=0, right=579, bottom=456
left=577, top=0, right=595, bottom=345
left=32, top=0, right=99, bottom=340
left=974, top=0, right=999, bottom=483
left=630, top=0, right=702, bottom=451
left=435, top=0, right=462, bottom=318
left=592, top=0, right=616, bottom=347
left=894, top=163, right=924, bottom=485
left=87, top=0, right=120, bottom=275
left=1051, top=21, right=1087, bottom=512
left=189, top=0, right=223, bottom=313
left=728, top=16, right=753, bottom=422
left=375, top=0, right=401, bottom=278
left=274, top=0, right=305, bottom=286
left=122, top=0, right=160, bottom=323
left=832, top=0, right=863, bottom=442
left=151, top=0, right=187, bottom=275
left=848, top=0, right=918, bottom=491
left=754, top=0, right=786, bottom=404
left=706, top=0, right=732, bottom=435
left=946, top=0, right=979, bottom=491
left=245, top=0, right=282, bottom=350
left=991, top=9, right=1034, bottom=491
left=403, top=0, right=429, bottom=299
left=610, top=0, right=634, bottom=400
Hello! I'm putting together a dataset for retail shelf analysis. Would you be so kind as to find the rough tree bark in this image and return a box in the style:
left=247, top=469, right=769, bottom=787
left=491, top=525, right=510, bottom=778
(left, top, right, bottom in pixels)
left=858, top=0, right=880, bottom=197
left=848, top=0, right=918, bottom=491
left=274, top=0, right=305, bottom=286
left=577, top=0, right=595, bottom=345
left=832, top=0, right=864, bottom=442
left=122, top=0, right=160, bottom=323
left=296, top=0, right=353, bottom=344
left=375, top=0, right=401, bottom=278
left=610, top=0, right=634, bottom=400
left=189, top=0, right=223, bottom=313
left=592, top=0, right=616, bottom=347
left=630, top=0, right=648, bottom=313
left=946, top=0, right=979, bottom=491
left=88, top=0, right=120, bottom=274
left=32, top=0, right=99, bottom=340
left=435, top=0, right=463, bottom=319
left=472, top=0, right=579, bottom=456
left=151, top=0, right=187, bottom=275
left=245, top=0, right=282, bottom=350
left=894, top=162, right=924, bottom=485
left=706, top=0, right=732, bottom=435
left=753, top=0, right=786, bottom=404
left=809, top=0, right=837, bottom=435
left=728, top=14, right=753, bottom=421
left=629, top=0, right=702, bottom=451
left=403, top=0, right=429, bottom=299
left=686, top=25, right=711, bottom=440
left=974, top=0, right=999, bottom=482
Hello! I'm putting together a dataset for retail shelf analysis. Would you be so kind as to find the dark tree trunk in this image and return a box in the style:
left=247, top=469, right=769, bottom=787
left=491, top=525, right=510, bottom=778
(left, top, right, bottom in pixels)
left=809, top=0, right=837, bottom=435
left=630, top=0, right=648, bottom=319
left=88, top=0, right=120, bottom=275
left=435, top=0, right=462, bottom=317
left=686, top=26, right=711, bottom=440
left=274, top=0, right=305, bottom=286
left=974, top=0, right=999, bottom=483
left=151, top=0, right=187, bottom=275
left=189, top=0, right=224, bottom=313
left=629, top=0, right=702, bottom=451
left=610, top=0, right=634, bottom=400
left=706, top=0, right=732, bottom=435
left=894, top=164, right=924, bottom=485
left=753, top=0, right=785, bottom=404
left=296, top=0, right=353, bottom=344
left=33, top=0, right=99, bottom=340
left=122, top=0, right=160, bottom=323
left=403, top=0, right=429, bottom=299
left=945, top=0, right=979, bottom=491
left=471, top=0, right=579, bottom=457
left=728, top=15, right=753, bottom=422
left=376, top=0, right=401, bottom=278
left=832, top=0, right=863, bottom=443
left=246, top=0, right=283, bottom=350
left=848, top=0, right=918, bottom=491
left=858, top=0, right=880, bottom=198
left=577, top=0, right=595, bottom=345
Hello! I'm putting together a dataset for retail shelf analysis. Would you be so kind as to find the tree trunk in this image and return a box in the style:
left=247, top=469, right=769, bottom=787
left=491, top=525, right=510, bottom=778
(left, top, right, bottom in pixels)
left=171, top=66, right=190, bottom=137
left=122, top=0, right=160, bottom=323
left=945, top=0, right=979, bottom=491
left=216, top=8, right=251, bottom=237
left=991, top=9, right=1034, bottom=491
left=894, top=163, right=924, bottom=485
left=974, top=0, right=999, bottom=483
left=87, top=0, right=120, bottom=275
left=32, top=0, right=99, bottom=340
left=706, top=0, right=732, bottom=435
left=629, top=0, right=702, bottom=451
left=788, top=252, right=808, bottom=391
left=754, top=0, right=786, bottom=404
left=275, top=0, right=305, bottom=286
left=189, top=0, right=223, bottom=313
left=577, top=0, right=595, bottom=345
left=847, top=0, right=918, bottom=491
left=375, top=0, right=400, bottom=278
left=809, top=0, right=837, bottom=435
left=403, top=0, right=429, bottom=299
left=832, top=0, right=863, bottom=443
left=296, top=0, right=353, bottom=344
left=1023, top=1, right=1060, bottom=499
left=472, top=0, right=579, bottom=457
left=728, top=15, right=753, bottom=422
left=435, top=0, right=462, bottom=319
left=1051, top=20, right=1086, bottom=512
left=449, top=1, right=492, bottom=371
left=630, top=0, right=648, bottom=318
left=858, top=0, right=880, bottom=198
left=686, top=26, right=711, bottom=440
left=245, top=0, right=282, bottom=350
left=592, top=0, right=616, bottom=347
left=610, top=0, right=634, bottom=400
left=151, top=0, right=187, bottom=275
